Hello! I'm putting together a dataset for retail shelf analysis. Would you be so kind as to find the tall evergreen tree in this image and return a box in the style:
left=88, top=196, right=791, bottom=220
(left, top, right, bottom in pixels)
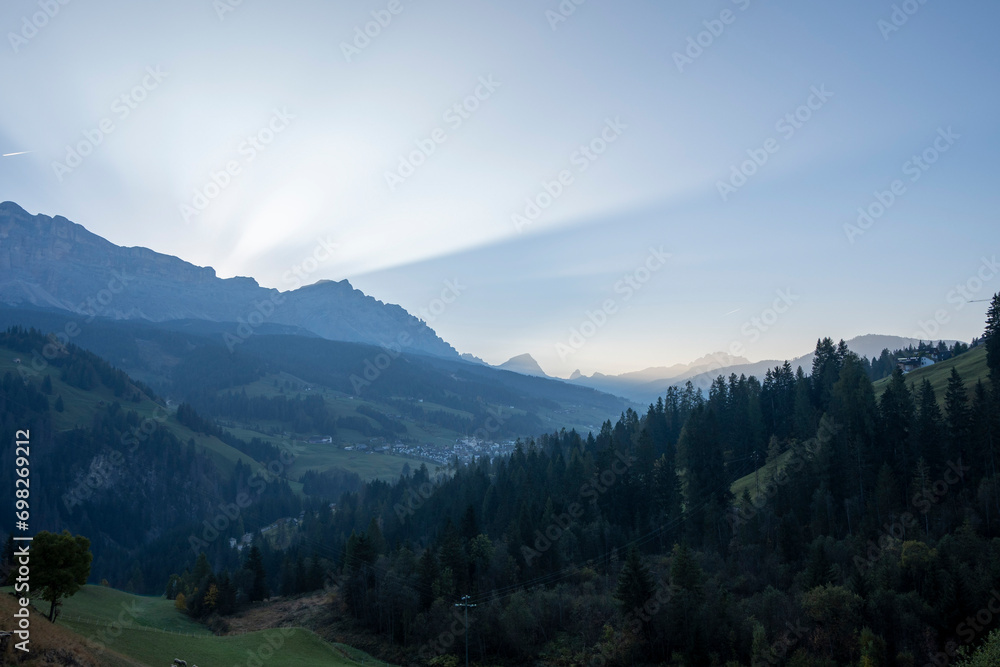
left=985, top=292, right=1000, bottom=384
left=615, top=545, right=653, bottom=618
left=677, top=406, right=731, bottom=547
left=914, top=381, right=944, bottom=473
left=945, top=368, right=971, bottom=471
left=879, top=368, right=915, bottom=484
left=245, top=545, right=268, bottom=602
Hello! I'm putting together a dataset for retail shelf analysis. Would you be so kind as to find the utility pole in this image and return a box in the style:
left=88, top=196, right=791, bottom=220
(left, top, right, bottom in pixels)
left=454, top=595, right=476, bottom=667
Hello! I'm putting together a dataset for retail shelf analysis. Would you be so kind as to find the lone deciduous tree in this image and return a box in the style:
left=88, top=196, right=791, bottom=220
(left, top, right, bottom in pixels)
left=33, top=530, right=92, bottom=621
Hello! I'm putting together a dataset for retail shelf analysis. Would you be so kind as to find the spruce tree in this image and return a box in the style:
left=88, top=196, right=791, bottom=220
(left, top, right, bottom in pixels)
left=245, top=546, right=268, bottom=602
left=945, top=368, right=971, bottom=467
left=985, top=292, right=1000, bottom=384
left=616, top=545, right=653, bottom=617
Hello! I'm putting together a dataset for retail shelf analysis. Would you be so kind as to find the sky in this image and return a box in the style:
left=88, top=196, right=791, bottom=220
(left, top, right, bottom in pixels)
left=1, top=0, right=998, bottom=377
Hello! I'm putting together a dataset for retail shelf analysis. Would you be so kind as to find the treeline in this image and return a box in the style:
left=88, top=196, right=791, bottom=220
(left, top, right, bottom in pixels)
left=166, top=548, right=267, bottom=622
left=235, top=297, right=1000, bottom=665
left=176, top=401, right=284, bottom=463
left=0, top=325, right=156, bottom=400
left=300, top=467, right=363, bottom=499
left=866, top=339, right=974, bottom=381
left=0, top=328, right=301, bottom=595
left=190, top=390, right=337, bottom=436
left=385, top=397, right=545, bottom=440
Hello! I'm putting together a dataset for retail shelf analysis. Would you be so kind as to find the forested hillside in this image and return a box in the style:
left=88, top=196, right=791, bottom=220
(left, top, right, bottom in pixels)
left=175, top=300, right=997, bottom=666
left=0, top=327, right=302, bottom=592
left=4, top=297, right=1000, bottom=666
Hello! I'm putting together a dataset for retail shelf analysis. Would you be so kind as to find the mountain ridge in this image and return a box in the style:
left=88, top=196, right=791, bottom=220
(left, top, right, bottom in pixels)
left=565, top=334, right=962, bottom=404
left=0, top=202, right=458, bottom=358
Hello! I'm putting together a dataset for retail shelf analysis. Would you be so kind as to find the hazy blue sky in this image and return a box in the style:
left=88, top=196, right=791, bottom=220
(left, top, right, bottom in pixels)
left=2, top=0, right=998, bottom=376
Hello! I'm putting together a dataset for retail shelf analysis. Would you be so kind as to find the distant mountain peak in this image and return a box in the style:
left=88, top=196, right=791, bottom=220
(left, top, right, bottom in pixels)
left=461, top=352, right=488, bottom=365
left=569, top=369, right=583, bottom=380
left=497, top=353, right=549, bottom=378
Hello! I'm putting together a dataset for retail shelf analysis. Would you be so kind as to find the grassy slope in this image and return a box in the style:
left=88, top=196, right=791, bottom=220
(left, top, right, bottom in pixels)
left=872, top=345, right=989, bottom=403
left=6, top=585, right=386, bottom=667
left=220, top=372, right=483, bottom=479
left=0, top=590, right=144, bottom=667
left=0, top=346, right=266, bottom=474
left=730, top=449, right=794, bottom=501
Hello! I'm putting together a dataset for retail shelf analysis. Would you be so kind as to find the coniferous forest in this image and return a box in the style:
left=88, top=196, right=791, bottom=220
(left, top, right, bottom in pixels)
left=157, top=296, right=1000, bottom=666
left=4, top=299, right=1000, bottom=665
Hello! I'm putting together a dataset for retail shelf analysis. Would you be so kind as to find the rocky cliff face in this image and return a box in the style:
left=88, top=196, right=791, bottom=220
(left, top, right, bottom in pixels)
left=0, top=202, right=458, bottom=358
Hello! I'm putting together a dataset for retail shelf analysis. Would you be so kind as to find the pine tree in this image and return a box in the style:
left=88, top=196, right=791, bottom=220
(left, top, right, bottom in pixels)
left=677, top=406, right=730, bottom=547
left=985, top=292, right=1000, bottom=384
left=812, top=338, right=843, bottom=411
left=245, top=546, right=268, bottom=602
left=879, top=368, right=914, bottom=483
left=911, top=457, right=932, bottom=535
left=616, top=545, right=653, bottom=617
left=416, top=548, right=438, bottom=609
left=915, top=381, right=944, bottom=473
left=945, top=368, right=971, bottom=465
